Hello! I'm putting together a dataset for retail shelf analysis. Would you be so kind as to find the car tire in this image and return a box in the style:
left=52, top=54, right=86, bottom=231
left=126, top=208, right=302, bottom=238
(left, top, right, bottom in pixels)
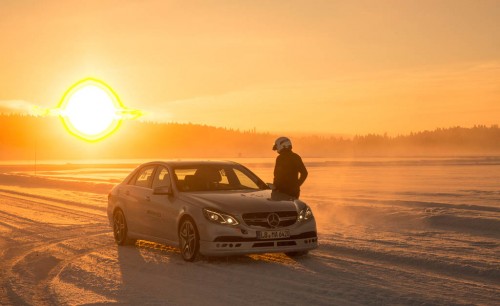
left=113, top=209, right=135, bottom=245
left=285, top=251, right=309, bottom=257
left=179, top=217, right=200, bottom=262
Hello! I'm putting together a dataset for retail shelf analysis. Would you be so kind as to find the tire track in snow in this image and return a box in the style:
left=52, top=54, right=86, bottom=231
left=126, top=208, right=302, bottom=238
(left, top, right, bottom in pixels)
left=0, top=192, right=111, bottom=305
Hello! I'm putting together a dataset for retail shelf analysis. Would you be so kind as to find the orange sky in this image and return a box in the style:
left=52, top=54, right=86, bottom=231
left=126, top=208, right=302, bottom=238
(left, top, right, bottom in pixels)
left=0, top=0, right=499, bottom=136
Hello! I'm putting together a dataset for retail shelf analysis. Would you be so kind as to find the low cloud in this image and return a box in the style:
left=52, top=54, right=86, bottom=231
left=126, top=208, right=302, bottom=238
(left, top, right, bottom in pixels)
left=0, top=100, right=48, bottom=116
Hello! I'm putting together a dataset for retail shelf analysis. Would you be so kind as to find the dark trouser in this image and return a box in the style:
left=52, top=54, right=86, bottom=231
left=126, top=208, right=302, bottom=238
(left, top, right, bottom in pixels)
left=279, top=189, right=300, bottom=199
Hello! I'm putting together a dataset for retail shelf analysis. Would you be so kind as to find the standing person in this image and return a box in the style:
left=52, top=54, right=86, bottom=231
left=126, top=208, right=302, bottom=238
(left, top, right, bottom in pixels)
left=272, top=137, right=308, bottom=199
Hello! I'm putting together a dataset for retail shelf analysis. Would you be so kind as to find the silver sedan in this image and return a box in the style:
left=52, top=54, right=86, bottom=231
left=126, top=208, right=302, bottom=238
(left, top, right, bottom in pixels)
left=107, top=160, right=318, bottom=261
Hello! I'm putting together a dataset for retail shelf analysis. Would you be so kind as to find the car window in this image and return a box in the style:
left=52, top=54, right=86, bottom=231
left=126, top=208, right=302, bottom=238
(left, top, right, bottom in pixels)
left=132, top=166, right=155, bottom=189
left=234, top=168, right=260, bottom=189
left=152, top=166, right=170, bottom=189
left=218, top=168, right=230, bottom=185
left=175, top=168, right=197, bottom=180
left=174, top=165, right=264, bottom=191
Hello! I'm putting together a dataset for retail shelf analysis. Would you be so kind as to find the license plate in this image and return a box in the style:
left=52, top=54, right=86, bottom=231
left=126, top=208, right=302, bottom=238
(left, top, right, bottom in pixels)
left=257, top=230, right=290, bottom=240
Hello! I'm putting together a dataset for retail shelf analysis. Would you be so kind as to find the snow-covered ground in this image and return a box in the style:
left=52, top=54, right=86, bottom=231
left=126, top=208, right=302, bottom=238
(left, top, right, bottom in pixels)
left=0, top=157, right=499, bottom=305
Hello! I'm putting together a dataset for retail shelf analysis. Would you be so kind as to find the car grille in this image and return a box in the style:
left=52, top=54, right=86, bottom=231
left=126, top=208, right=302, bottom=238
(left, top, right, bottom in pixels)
left=242, top=211, right=298, bottom=228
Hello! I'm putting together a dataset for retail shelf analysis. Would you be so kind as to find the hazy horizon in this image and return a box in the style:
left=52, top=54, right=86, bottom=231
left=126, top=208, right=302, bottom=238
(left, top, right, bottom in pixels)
left=0, top=111, right=498, bottom=139
left=1, top=115, right=499, bottom=161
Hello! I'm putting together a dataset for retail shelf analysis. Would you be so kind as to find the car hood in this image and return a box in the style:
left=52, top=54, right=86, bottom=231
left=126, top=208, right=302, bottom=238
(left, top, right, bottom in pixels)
left=178, top=189, right=305, bottom=214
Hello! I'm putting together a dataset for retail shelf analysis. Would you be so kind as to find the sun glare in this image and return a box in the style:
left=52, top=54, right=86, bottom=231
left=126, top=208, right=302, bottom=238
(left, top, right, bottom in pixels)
left=57, top=78, right=137, bottom=142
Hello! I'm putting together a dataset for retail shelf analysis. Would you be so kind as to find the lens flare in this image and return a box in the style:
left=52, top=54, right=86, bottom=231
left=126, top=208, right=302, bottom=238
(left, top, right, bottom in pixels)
left=57, top=78, right=140, bottom=142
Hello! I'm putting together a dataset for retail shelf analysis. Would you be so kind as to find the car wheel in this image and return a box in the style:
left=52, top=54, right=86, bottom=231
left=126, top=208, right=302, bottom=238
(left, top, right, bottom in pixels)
left=179, top=218, right=199, bottom=262
left=113, top=209, right=135, bottom=245
left=285, top=251, right=309, bottom=257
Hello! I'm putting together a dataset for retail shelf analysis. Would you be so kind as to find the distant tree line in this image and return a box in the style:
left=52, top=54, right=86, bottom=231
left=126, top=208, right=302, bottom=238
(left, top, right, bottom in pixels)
left=0, top=114, right=499, bottom=160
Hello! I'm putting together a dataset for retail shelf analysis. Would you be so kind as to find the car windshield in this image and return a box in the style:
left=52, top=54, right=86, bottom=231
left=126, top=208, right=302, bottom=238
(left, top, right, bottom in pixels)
left=173, top=164, right=268, bottom=192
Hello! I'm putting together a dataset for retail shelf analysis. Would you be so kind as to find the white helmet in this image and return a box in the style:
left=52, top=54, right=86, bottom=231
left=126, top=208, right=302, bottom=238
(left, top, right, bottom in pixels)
left=272, top=136, right=292, bottom=153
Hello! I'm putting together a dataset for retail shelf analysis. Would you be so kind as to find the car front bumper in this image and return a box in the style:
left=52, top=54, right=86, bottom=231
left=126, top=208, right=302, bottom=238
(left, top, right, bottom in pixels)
left=197, top=218, right=318, bottom=256
left=200, top=236, right=318, bottom=256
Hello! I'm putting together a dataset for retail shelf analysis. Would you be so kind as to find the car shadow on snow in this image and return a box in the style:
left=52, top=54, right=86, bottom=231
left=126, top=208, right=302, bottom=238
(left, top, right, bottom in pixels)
left=116, top=238, right=330, bottom=270
left=112, top=239, right=362, bottom=305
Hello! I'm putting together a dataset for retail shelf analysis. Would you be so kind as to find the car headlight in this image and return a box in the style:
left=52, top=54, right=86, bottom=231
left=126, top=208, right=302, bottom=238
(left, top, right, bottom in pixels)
left=298, top=205, right=313, bottom=222
left=203, top=208, right=239, bottom=226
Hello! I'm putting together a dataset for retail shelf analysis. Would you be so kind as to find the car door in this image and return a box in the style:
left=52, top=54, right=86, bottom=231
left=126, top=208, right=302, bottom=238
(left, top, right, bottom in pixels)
left=148, top=166, right=179, bottom=242
left=124, top=165, right=156, bottom=236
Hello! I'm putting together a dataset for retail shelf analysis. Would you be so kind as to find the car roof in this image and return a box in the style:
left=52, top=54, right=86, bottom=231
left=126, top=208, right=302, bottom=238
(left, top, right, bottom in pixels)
left=141, top=160, right=240, bottom=168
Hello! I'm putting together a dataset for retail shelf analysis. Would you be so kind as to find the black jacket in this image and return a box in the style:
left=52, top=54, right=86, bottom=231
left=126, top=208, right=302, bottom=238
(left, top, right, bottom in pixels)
left=273, top=149, right=308, bottom=198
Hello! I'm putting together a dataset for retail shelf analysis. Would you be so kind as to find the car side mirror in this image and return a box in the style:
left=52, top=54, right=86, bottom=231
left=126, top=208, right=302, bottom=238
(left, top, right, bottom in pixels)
left=153, top=186, right=173, bottom=195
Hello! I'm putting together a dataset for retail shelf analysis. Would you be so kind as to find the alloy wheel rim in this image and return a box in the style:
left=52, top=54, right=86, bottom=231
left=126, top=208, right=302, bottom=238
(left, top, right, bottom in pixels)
left=180, top=221, right=196, bottom=259
left=114, top=212, right=125, bottom=242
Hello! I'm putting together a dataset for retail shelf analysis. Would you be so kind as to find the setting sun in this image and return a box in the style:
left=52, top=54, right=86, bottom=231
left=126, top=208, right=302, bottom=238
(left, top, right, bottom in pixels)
left=57, top=78, right=132, bottom=142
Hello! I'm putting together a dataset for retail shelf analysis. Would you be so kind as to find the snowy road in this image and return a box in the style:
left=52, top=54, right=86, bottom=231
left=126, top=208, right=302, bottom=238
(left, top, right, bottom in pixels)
left=1, top=185, right=498, bottom=305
